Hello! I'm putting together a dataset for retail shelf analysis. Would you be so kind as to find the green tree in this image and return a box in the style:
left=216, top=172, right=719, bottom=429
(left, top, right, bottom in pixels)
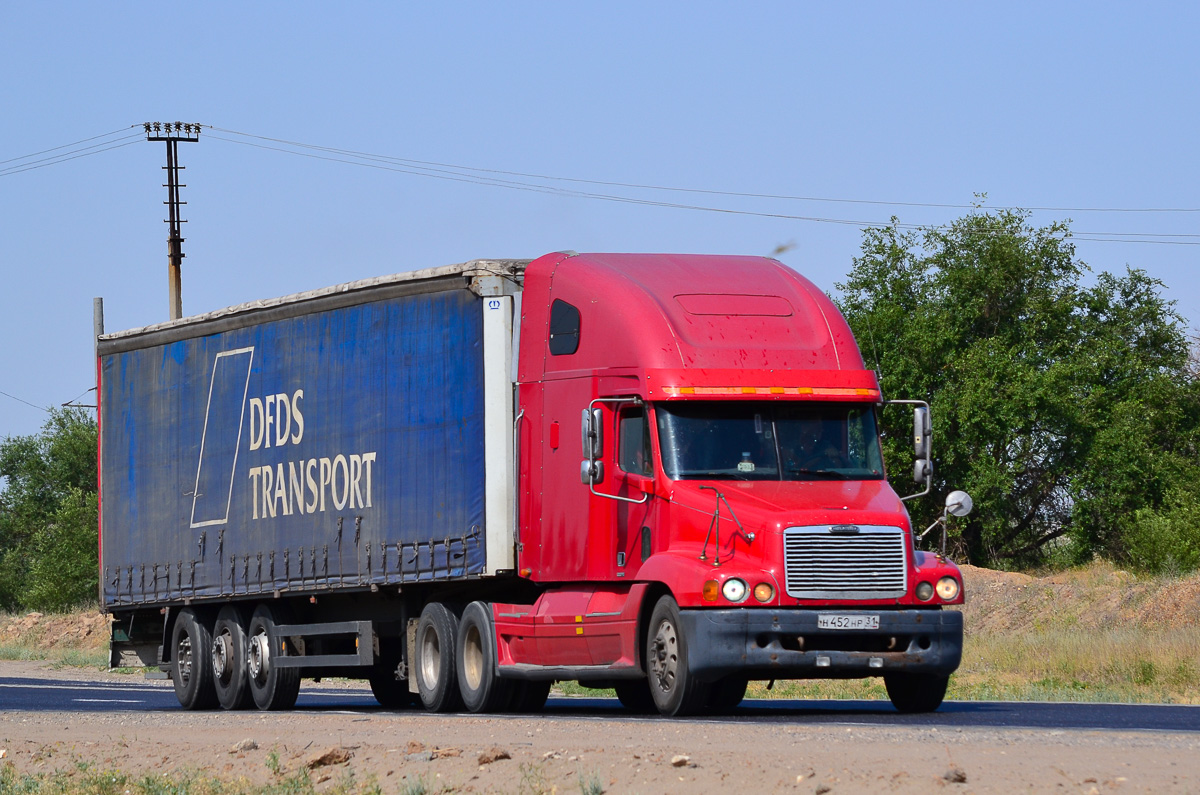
left=0, top=407, right=99, bottom=610
left=836, top=209, right=1200, bottom=568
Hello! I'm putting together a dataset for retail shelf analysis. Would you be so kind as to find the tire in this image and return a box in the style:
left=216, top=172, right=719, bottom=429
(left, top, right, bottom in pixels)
left=246, top=604, right=301, bottom=711
left=884, top=673, right=949, bottom=713
left=212, top=605, right=253, bottom=710
left=171, top=608, right=217, bottom=710
left=707, top=675, right=748, bottom=713
left=614, top=679, right=656, bottom=713
left=645, top=595, right=710, bottom=716
left=507, top=680, right=551, bottom=713
left=415, top=602, right=462, bottom=712
left=456, top=601, right=513, bottom=713
left=368, top=644, right=415, bottom=709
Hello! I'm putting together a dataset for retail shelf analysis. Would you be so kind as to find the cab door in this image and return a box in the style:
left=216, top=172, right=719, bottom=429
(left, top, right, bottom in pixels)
left=612, top=404, right=657, bottom=580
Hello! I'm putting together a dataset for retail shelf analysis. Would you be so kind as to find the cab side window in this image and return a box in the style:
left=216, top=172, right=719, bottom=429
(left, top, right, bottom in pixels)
left=618, top=407, right=652, bottom=476
left=549, top=299, right=581, bottom=355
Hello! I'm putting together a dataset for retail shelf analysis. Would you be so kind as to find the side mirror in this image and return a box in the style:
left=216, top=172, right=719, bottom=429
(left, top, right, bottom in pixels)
left=945, top=490, right=973, bottom=517
left=581, top=407, right=603, bottom=459
left=913, top=406, right=930, bottom=458
left=913, top=458, right=933, bottom=484
left=580, top=407, right=604, bottom=484
left=580, top=459, right=605, bottom=485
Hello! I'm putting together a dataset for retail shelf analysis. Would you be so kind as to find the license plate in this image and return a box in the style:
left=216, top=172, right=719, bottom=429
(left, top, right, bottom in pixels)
left=817, top=613, right=879, bottom=630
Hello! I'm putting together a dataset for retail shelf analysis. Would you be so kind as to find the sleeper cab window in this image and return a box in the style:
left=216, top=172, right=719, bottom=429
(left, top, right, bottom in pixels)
left=618, top=407, right=653, bottom=477
left=549, top=299, right=581, bottom=355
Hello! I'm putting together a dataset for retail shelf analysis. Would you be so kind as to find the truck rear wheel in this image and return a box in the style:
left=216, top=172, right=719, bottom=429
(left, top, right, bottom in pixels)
left=212, top=605, right=253, bottom=710
left=171, top=609, right=217, bottom=710
left=246, top=604, right=301, bottom=711
left=646, top=596, right=710, bottom=717
left=369, top=654, right=414, bottom=708
left=507, top=680, right=551, bottom=713
left=614, top=679, right=656, bottom=713
left=416, top=602, right=462, bottom=712
left=884, top=672, right=949, bottom=713
left=456, top=601, right=513, bottom=713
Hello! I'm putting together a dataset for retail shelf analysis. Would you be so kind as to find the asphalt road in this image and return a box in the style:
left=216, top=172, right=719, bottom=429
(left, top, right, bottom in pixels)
left=3, top=672, right=1199, bottom=733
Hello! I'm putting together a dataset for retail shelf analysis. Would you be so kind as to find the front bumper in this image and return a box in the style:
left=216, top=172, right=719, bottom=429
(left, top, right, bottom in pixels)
left=679, top=608, right=962, bottom=680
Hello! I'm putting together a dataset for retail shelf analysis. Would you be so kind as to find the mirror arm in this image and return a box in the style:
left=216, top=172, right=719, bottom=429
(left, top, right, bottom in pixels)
left=584, top=396, right=649, bottom=504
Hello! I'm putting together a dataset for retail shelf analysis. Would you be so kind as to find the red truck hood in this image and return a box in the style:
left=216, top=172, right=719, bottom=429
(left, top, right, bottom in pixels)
left=665, top=478, right=910, bottom=534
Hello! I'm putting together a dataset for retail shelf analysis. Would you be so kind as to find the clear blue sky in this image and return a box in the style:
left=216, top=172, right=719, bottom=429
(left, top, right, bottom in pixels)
left=2, top=3, right=1197, bottom=441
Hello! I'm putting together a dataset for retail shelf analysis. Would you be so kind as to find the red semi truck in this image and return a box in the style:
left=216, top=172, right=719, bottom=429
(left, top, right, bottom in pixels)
left=100, top=251, right=968, bottom=716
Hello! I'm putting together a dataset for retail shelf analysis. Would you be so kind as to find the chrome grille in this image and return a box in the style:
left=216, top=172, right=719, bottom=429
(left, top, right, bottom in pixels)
left=783, top=525, right=907, bottom=599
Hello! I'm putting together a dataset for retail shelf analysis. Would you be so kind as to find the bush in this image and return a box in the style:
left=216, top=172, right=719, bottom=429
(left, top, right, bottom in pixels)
left=0, top=408, right=98, bottom=612
left=1122, top=494, right=1200, bottom=575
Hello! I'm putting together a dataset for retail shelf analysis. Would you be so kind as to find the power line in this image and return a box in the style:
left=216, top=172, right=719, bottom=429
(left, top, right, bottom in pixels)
left=2, top=125, right=1196, bottom=244
left=0, top=126, right=134, bottom=166
left=206, top=130, right=1200, bottom=246
left=0, top=134, right=142, bottom=178
left=209, top=125, right=1200, bottom=215
left=0, top=389, right=49, bottom=413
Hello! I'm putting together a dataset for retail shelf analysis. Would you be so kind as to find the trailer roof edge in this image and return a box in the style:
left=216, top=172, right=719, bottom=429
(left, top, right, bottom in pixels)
left=97, top=259, right=529, bottom=354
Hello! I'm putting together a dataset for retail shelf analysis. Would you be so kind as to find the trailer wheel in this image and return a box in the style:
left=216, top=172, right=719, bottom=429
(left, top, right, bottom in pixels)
left=646, top=595, right=710, bottom=716
left=246, top=605, right=301, bottom=711
left=171, top=609, right=217, bottom=710
left=415, top=602, right=462, bottom=712
left=212, top=605, right=253, bottom=710
left=614, top=679, right=656, bottom=713
left=368, top=643, right=414, bottom=709
left=507, top=680, right=551, bottom=713
left=884, top=672, right=949, bottom=713
left=707, top=675, right=748, bottom=713
left=455, top=601, right=513, bottom=713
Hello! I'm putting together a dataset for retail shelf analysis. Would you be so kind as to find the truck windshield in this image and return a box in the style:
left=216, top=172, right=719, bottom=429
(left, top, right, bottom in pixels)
left=656, top=401, right=884, bottom=481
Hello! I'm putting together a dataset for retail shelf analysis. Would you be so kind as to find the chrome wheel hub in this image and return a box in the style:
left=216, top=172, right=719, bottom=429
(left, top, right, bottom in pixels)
left=649, top=619, right=678, bottom=692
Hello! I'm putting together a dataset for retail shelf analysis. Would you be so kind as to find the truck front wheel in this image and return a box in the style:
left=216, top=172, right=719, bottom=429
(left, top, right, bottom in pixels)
left=456, top=601, right=513, bottom=713
left=646, top=596, right=710, bottom=717
left=246, top=605, right=301, bottom=711
left=884, top=672, right=949, bottom=713
left=707, top=675, right=748, bottom=713
left=171, top=609, right=217, bottom=710
left=416, top=602, right=462, bottom=712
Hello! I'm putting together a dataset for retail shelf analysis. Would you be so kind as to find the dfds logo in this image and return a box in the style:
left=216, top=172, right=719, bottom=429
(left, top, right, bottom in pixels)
left=189, top=348, right=377, bottom=529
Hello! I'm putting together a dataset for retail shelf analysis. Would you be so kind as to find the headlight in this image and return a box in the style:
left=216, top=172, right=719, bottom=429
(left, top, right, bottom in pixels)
left=721, top=578, right=748, bottom=602
left=936, top=576, right=960, bottom=601
left=753, top=582, right=775, bottom=603
left=915, top=581, right=934, bottom=601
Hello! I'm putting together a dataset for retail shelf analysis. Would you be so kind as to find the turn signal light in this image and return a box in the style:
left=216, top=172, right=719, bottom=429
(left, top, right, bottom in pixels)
left=753, top=582, right=775, bottom=603
left=936, top=576, right=960, bottom=601
left=702, top=580, right=720, bottom=601
left=915, top=581, right=934, bottom=601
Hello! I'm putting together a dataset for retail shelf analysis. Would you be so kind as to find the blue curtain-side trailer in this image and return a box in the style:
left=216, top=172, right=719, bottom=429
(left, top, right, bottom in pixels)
left=99, top=261, right=527, bottom=709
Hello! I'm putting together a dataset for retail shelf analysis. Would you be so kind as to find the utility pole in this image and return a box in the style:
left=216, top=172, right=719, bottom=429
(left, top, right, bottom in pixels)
left=144, top=122, right=200, bottom=320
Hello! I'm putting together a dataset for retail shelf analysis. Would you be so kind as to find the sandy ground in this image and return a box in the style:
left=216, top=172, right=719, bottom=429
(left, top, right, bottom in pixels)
left=2, top=662, right=1199, bottom=793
